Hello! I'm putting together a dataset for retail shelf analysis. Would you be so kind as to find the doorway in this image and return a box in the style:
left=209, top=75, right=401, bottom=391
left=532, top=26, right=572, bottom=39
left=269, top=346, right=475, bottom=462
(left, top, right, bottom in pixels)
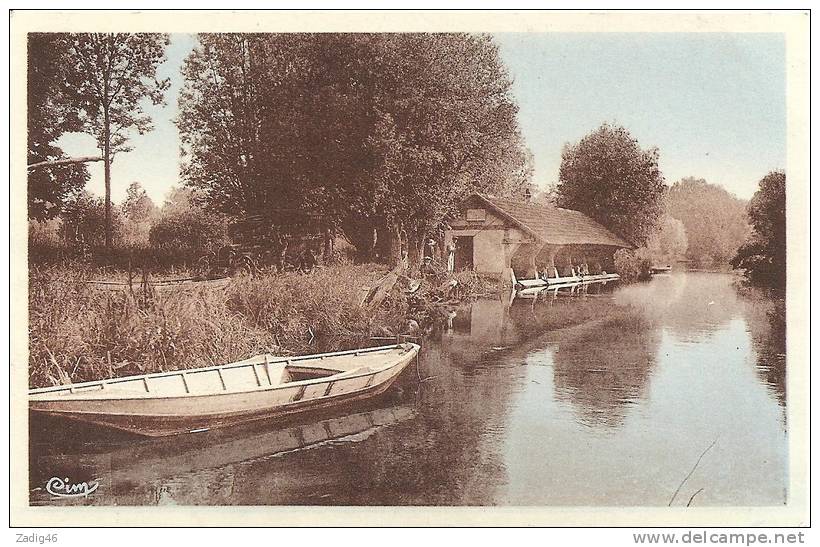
left=453, top=236, right=474, bottom=272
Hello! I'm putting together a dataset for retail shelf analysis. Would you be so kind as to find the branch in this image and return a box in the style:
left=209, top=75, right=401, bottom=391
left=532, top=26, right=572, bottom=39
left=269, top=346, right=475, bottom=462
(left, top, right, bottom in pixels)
left=668, top=438, right=718, bottom=507
left=27, top=156, right=104, bottom=170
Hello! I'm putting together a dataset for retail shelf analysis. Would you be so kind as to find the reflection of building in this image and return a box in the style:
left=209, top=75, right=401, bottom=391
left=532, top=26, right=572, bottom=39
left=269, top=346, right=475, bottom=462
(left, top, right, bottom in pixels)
left=444, top=296, right=518, bottom=364
left=445, top=194, right=632, bottom=284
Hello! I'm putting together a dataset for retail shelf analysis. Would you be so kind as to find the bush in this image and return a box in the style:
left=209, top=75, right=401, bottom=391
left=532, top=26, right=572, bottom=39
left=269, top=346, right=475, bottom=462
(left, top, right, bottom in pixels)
left=731, top=240, right=782, bottom=287
left=59, top=191, right=123, bottom=248
left=614, top=248, right=653, bottom=282
left=149, top=209, right=228, bottom=251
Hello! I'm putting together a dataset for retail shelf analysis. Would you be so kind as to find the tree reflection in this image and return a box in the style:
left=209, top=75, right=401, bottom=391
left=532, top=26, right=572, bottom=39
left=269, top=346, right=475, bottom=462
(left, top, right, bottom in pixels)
left=739, top=290, right=786, bottom=410
left=615, top=273, right=743, bottom=342
left=507, top=291, right=619, bottom=341
left=552, top=309, right=660, bottom=428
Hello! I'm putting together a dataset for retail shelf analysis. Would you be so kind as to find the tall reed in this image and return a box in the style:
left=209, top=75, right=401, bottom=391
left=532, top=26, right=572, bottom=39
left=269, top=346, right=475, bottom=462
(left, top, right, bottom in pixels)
left=28, top=263, right=405, bottom=388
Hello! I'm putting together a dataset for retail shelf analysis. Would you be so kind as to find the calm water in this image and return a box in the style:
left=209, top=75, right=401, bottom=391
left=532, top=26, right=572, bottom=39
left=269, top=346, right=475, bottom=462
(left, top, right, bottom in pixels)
left=30, top=272, right=787, bottom=506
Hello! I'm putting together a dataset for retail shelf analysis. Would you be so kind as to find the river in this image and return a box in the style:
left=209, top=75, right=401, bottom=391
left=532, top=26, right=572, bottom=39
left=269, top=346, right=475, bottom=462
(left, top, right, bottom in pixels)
left=29, top=272, right=787, bottom=506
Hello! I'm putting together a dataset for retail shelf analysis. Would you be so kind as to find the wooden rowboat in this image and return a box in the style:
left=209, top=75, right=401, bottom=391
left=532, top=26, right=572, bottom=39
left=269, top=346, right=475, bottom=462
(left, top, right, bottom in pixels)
left=29, top=343, right=420, bottom=437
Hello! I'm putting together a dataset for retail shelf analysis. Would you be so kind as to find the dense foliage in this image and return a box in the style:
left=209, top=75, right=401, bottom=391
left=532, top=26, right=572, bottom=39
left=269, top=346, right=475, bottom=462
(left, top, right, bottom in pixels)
left=554, top=123, right=666, bottom=247
left=27, top=33, right=89, bottom=220
left=666, top=177, right=750, bottom=268
left=177, top=33, right=532, bottom=266
left=148, top=187, right=227, bottom=252
left=731, top=171, right=786, bottom=287
left=645, top=214, right=688, bottom=265
left=613, top=248, right=653, bottom=282
left=58, top=191, right=123, bottom=249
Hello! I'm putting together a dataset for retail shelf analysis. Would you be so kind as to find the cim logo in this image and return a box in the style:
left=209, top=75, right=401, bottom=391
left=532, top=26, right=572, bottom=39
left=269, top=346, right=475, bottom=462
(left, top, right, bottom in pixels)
left=45, top=476, right=99, bottom=499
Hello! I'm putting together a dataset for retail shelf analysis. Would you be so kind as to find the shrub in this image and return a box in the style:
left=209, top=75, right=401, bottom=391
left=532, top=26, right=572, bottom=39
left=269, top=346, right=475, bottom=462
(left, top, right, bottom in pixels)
left=149, top=209, right=228, bottom=251
left=59, top=191, right=123, bottom=248
left=614, top=248, right=653, bottom=282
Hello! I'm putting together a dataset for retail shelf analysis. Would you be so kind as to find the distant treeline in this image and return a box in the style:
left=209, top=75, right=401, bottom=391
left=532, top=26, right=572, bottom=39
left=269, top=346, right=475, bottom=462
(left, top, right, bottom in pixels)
left=28, top=184, right=229, bottom=269
left=665, top=177, right=751, bottom=268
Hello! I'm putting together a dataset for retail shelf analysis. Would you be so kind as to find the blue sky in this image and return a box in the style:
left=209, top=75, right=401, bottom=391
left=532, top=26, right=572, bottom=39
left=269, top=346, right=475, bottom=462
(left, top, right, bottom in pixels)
left=59, top=32, right=785, bottom=204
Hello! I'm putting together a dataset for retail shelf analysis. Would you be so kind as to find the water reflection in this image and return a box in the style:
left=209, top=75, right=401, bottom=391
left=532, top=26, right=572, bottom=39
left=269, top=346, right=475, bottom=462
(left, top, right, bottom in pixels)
left=30, top=272, right=788, bottom=506
left=740, top=291, right=787, bottom=410
left=30, top=394, right=420, bottom=506
left=552, top=311, right=659, bottom=428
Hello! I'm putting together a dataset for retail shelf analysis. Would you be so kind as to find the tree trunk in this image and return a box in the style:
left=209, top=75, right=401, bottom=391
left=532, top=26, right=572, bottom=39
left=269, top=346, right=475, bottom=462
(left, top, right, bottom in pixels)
left=406, top=232, right=424, bottom=271
left=322, top=227, right=334, bottom=263
left=387, top=221, right=404, bottom=267
left=354, top=226, right=377, bottom=263
left=103, top=108, right=112, bottom=250
left=375, top=224, right=392, bottom=263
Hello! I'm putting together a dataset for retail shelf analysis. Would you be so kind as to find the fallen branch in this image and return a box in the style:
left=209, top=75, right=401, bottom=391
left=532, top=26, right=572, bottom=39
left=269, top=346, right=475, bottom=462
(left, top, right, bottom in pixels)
left=668, top=438, right=718, bottom=506
left=27, top=156, right=104, bottom=170
left=361, top=262, right=404, bottom=309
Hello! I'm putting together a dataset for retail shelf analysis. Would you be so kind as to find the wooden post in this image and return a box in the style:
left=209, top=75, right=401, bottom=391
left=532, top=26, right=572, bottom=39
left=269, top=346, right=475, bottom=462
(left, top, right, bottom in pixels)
left=547, top=247, right=558, bottom=278
left=263, top=355, right=273, bottom=385
left=527, top=248, right=539, bottom=279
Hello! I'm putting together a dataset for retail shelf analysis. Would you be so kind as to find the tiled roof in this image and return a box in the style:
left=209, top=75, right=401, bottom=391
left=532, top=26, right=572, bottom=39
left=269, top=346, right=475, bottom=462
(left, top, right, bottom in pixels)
left=468, top=194, right=632, bottom=248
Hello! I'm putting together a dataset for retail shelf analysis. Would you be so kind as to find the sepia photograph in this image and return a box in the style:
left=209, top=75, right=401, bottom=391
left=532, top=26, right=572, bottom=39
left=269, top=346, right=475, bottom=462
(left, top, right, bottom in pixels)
left=9, top=9, right=810, bottom=529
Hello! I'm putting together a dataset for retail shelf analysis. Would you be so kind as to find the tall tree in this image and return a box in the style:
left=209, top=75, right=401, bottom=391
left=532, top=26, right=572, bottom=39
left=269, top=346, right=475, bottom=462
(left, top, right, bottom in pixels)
left=62, top=33, right=170, bottom=248
left=118, top=181, right=158, bottom=247
left=645, top=214, right=688, bottom=265
left=27, top=33, right=89, bottom=220
left=121, top=181, right=157, bottom=222
left=555, top=123, right=665, bottom=246
left=731, top=171, right=786, bottom=287
left=359, top=33, right=532, bottom=265
left=666, top=177, right=750, bottom=267
left=177, top=33, right=531, bottom=267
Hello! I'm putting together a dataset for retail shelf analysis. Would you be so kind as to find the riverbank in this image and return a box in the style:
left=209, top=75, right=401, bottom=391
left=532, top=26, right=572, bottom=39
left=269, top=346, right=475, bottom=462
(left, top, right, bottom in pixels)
left=28, top=262, right=497, bottom=388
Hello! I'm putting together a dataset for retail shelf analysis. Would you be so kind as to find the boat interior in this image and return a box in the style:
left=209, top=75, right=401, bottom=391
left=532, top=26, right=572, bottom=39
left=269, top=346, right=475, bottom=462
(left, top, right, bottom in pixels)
left=29, top=345, right=410, bottom=400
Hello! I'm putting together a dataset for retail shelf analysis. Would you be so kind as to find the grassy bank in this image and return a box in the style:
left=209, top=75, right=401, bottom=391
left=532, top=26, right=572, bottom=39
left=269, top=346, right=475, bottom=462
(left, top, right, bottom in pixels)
left=28, top=263, right=498, bottom=388
left=29, top=264, right=397, bottom=388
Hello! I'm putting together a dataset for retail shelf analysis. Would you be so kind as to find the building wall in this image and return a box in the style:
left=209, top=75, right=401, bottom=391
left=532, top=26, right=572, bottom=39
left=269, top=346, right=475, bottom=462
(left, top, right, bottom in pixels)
left=446, top=206, right=529, bottom=282
left=446, top=199, right=626, bottom=283
left=445, top=227, right=508, bottom=276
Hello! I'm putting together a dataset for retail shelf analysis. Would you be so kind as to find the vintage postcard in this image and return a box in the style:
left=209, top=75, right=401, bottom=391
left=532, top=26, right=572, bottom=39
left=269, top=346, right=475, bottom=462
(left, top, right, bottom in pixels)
left=9, top=10, right=809, bottom=528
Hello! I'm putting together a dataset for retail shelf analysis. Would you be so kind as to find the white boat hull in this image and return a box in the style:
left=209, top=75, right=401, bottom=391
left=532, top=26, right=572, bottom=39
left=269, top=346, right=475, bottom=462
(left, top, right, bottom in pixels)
left=29, top=343, right=420, bottom=436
